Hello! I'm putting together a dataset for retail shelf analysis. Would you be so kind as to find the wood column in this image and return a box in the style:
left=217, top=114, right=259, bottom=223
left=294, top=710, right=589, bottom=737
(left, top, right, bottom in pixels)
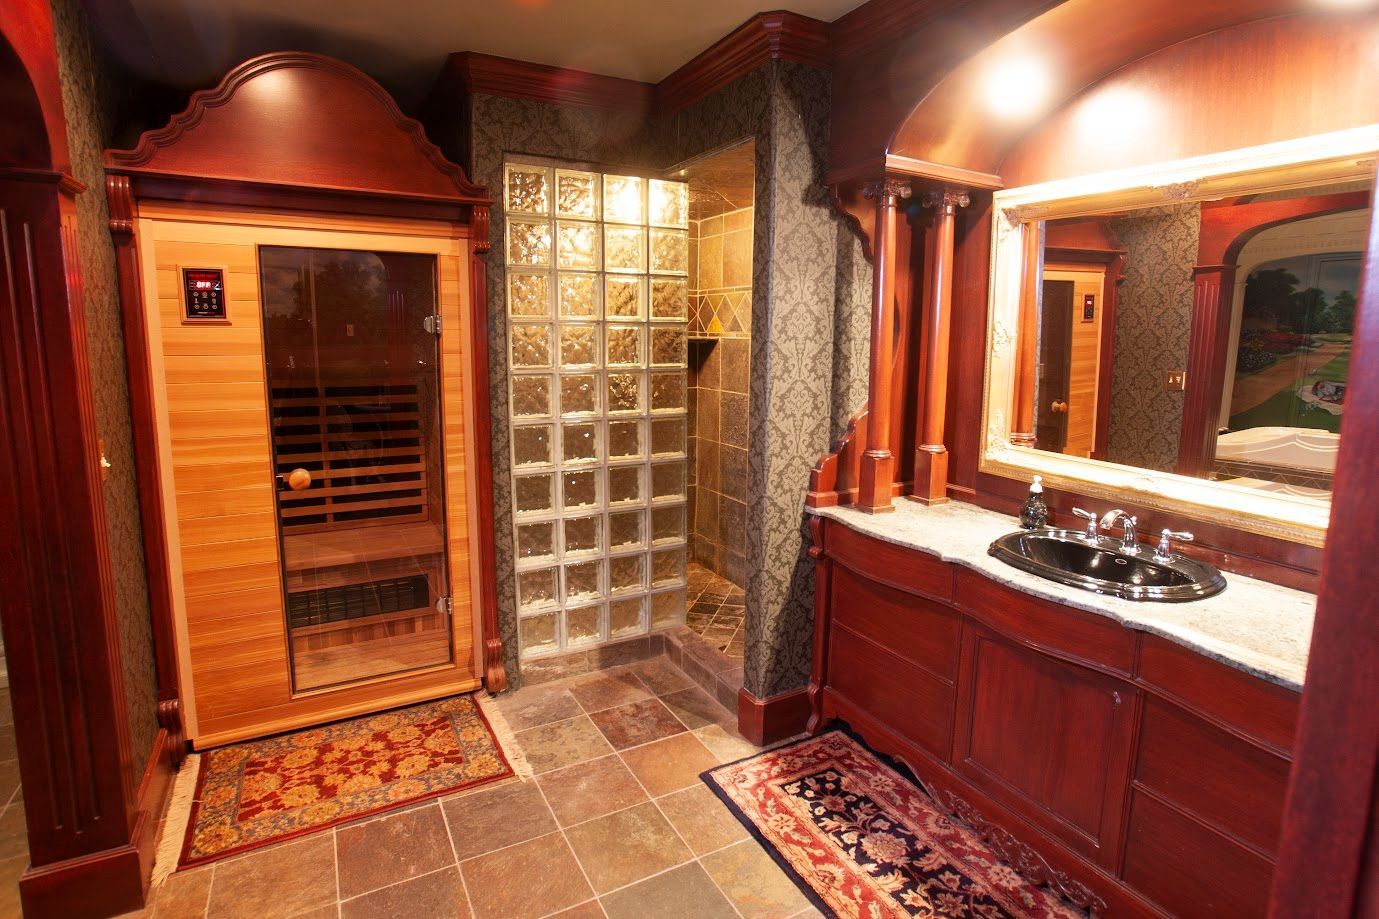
left=1176, top=263, right=1236, bottom=478
left=855, top=176, right=912, bottom=513
left=911, top=188, right=969, bottom=505
left=1010, top=221, right=1042, bottom=447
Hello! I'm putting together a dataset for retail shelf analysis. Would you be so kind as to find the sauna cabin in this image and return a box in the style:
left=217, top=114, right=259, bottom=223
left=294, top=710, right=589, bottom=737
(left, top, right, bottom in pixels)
left=103, top=54, right=500, bottom=747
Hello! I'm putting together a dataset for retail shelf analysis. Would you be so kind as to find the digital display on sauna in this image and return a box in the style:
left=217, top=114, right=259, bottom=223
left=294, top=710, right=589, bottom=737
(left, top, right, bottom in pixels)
left=182, top=267, right=227, bottom=321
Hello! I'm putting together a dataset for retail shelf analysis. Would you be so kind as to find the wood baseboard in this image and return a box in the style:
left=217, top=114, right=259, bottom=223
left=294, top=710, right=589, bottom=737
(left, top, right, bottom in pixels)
left=20, top=726, right=180, bottom=919
left=737, top=686, right=811, bottom=746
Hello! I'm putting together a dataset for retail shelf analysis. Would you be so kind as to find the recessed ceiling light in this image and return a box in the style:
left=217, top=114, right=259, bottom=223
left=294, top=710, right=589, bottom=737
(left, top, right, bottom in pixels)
left=1314, top=0, right=1378, bottom=9
left=984, top=56, right=1051, bottom=120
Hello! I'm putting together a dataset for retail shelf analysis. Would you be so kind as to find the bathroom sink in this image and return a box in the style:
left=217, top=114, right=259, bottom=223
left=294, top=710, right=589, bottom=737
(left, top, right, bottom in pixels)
left=988, top=529, right=1226, bottom=602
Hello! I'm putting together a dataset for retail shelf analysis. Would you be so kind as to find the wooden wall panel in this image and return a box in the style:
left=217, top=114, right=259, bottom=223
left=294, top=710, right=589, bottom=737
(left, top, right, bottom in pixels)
left=138, top=207, right=482, bottom=746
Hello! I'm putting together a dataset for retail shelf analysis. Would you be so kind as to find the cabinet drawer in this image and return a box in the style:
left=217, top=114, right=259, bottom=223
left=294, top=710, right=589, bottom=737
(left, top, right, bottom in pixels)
left=831, top=564, right=960, bottom=682
left=954, top=568, right=1135, bottom=675
left=828, top=623, right=954, bottom=760
left=1138, top=634, right=1298, bottom=752
left=825, top=521, right=954, bottom=602
left=1135, top=697, right=1290, bottom=855
left=1122, top=790, right=1273, bottom=919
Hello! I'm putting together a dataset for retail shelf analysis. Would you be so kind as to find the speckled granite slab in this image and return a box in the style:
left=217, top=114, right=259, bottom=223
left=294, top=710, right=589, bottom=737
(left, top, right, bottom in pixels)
left=807, top=500, right=1314, bottom=691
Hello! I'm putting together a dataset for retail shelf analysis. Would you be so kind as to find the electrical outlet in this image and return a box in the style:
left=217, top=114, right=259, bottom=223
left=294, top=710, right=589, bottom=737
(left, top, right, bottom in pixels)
left=1165, top=370, right=1186, bottom=391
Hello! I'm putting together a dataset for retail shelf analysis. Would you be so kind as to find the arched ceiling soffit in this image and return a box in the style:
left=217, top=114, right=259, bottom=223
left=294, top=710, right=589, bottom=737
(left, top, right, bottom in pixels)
left=889, top=0, right=1379, bottom=187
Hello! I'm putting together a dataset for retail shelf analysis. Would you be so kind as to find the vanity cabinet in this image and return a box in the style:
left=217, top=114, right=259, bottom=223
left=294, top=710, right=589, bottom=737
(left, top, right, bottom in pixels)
left=808, top=518, right=1300, bottom=917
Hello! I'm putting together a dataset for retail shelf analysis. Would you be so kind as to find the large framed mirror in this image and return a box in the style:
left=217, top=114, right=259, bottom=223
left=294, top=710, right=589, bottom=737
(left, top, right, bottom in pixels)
left=982, top=126, right=1378, bottom=546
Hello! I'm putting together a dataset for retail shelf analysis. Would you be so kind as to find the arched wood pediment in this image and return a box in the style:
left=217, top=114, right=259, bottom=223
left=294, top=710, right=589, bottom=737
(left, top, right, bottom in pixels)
left=105, top=51, right=487, bottom=210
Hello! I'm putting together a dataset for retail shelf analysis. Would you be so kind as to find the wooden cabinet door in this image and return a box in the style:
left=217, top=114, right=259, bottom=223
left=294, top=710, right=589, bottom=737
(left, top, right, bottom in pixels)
left=952, top=624, right=1137, bottom=868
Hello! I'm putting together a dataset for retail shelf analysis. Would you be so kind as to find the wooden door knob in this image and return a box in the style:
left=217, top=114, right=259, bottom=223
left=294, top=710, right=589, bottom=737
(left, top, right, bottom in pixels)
left=284, top=468, right=312, bottom=491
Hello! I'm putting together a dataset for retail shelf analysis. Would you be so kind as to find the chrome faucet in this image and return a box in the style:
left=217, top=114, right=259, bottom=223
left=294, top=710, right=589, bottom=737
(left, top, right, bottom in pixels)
left=1099, top=509, right=1139, bottom=553
left=1071, top=507, right=1099, bottom=541
left=1154, top=529, right=1194, bottom=562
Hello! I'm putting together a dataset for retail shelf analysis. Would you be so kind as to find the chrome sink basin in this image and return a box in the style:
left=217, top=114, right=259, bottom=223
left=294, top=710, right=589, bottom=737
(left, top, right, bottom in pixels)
left=988, top=528, right=1226, bottom=602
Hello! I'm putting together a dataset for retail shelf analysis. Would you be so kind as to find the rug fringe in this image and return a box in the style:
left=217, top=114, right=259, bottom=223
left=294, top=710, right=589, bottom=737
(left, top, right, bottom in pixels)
left=476, top=692, right=533, bottom=779
left=150, top=752, right=202, bottom=887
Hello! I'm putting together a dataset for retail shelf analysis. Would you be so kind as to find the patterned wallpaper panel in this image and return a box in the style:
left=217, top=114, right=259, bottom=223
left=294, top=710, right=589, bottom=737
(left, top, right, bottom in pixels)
left=445, top=61, right=872, bottom=696
left=50, top=0, right=160, bottom=765
left=1106, top=204, right=1202, bottom=472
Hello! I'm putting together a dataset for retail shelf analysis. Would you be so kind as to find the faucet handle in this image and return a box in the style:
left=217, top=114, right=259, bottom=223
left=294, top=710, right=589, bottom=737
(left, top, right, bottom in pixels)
left=1156, top=529, right=1193, bottom=558
left=1071, top=507, right=1099, bottom=540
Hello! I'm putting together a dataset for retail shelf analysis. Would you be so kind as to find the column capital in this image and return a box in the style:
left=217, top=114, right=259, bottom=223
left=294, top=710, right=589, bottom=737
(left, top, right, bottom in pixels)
left=922, top=188, right=971, bottom=212
left=861, top=176, right=913, bottom=205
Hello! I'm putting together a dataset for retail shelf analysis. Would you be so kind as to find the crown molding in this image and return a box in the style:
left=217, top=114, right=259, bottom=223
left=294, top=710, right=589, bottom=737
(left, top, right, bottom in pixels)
left=831, top=0, right=971, bottom=60
left=441, top=52, right=655, bottom=115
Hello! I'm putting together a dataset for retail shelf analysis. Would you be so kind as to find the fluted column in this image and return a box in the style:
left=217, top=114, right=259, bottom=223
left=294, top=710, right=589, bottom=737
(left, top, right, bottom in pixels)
left=855, top=176, right=912, bottom=513
left=911, top=188, right=969, bottom=505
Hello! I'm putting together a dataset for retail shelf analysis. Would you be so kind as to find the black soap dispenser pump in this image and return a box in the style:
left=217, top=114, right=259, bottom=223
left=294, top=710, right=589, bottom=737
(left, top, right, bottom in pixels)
left=1020, top=475, right=1049, bottom=530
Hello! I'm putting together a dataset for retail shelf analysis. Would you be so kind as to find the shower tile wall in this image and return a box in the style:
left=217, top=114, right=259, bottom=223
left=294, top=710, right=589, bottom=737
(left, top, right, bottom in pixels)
left=688, top=206, right=753, bottom=587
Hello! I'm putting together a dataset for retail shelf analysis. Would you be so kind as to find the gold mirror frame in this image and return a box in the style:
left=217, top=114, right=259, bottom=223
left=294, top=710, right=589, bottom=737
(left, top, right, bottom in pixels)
left=981, top=125, right=1379, bottom=547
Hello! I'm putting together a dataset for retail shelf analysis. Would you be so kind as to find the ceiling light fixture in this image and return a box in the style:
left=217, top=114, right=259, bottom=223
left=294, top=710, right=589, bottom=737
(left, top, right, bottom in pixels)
left=984, top=55, right=1052, bottom=120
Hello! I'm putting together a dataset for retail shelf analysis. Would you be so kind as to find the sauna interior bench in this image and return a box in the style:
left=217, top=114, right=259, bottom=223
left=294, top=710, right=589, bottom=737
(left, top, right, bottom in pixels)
left=805, top=501, right=1311, bottom=918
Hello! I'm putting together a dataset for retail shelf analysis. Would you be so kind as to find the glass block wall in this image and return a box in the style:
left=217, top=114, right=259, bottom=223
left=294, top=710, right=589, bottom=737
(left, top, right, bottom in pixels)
left=504, top=162, right=691, bottom=660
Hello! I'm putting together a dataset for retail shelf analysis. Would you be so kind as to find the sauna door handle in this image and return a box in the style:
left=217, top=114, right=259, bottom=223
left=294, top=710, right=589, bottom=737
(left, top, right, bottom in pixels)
left=277, top=468, right=312, bottom=491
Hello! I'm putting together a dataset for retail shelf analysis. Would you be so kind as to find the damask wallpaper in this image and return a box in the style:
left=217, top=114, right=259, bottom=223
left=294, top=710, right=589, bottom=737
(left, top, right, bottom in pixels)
left=49, top=0, right=160, bottom=766
left=1106, top=204, right=1202, bottom=472
left=440, top=61, right=872, bottom=696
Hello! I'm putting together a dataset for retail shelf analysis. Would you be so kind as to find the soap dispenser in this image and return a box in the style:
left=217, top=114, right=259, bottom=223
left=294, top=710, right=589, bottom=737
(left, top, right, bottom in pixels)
left=1020, top=475, right=1049, bottom=530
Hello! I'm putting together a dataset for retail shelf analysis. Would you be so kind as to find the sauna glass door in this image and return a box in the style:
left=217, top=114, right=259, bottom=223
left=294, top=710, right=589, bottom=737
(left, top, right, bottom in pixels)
left=259, top=246, right=452, bottom=692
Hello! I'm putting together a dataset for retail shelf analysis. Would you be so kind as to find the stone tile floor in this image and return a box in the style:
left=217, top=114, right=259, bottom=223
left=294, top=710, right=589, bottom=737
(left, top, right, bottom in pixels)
left=685, top=563, right=745, bottom=661
left=120, top=659, right=817, bottom=919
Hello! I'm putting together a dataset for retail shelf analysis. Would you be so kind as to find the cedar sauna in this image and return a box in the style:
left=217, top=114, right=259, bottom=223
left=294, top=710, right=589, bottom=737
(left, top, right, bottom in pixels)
left=104, top=53, right=503, bottom=747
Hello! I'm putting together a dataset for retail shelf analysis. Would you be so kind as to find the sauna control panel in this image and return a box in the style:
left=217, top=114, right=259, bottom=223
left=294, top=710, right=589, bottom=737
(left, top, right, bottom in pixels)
left=182, top=267, right=227, bottom=321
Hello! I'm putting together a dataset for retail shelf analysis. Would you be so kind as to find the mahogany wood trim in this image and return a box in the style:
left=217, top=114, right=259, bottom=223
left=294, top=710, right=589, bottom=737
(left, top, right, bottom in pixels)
left=1011, top=223, right=1041, bottom=446
left=856, top=177, right=911, bottom=512
left=737, top=686, right=810, bottom=746
left=805, top=516, right=831, bottom=733
left=830, top=0, right=971, bottom=61
left=655, top=11, right=830, bottom=112
left=1269, top=174, right=1379, bottom=918
left=439, top=51, right=654, bottom=115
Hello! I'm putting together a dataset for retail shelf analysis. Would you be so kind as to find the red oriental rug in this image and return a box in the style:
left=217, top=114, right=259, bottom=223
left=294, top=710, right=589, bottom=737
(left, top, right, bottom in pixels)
left=179, top=694, right=512, bottom=868
left=703, top=731, right=1086, bottom=918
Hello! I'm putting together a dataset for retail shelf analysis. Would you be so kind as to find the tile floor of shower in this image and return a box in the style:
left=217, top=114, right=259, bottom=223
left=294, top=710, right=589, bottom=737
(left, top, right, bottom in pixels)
left=684, top=563, right=744, bottom=661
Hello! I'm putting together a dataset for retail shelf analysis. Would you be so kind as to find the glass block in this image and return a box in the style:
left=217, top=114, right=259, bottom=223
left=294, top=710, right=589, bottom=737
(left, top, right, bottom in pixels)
left=510, top=323, right=552, bottom=368
left=562, top=468, right=599, bottom=510
left=609, top=509, right=645, bottom=550
left=559, top=273, right=600, bottom=318
left=651, top=505, right=684, bottom=544
left=514, top=473, right=554, bottom=516
left=556, top=169, right=599, bottom=220
left=609, top=597, right=644, bottom=638
left=651, top=590, right=685, bottom=629
left=507, top=217, right=551, bottom=267
left=511, top=374, right=552, bottom=418
left=560, top=325, right=598, bottom=368
left=512, top=424, right=553, bottom=468
left=607, top=465, right=643, bottom=505
left=650, top=371, right=686, bottom=412
left=517, top=521, right=556, bottom=561
left=605, top=277, right=644, bottom=319
left=651, top=417, right=686, bottom=456
left=649, top=229, right=689, bottom=274
left=562, top=421, right=599, bottom=464
left=563, top=561, right=603, bottom=605
left=650, top=278, right=689, bottom=320
left=567, top=604, right=603, bottom=646
left=563, top=515, right=602, bottom=556
left=609, top=554, right=645, bottom=594
left=605, top=225, right=646, bottom=273
left=507, top=270, right=551, bottom=318
left=651, top=547, right=685, bottom=587
left=517, top=568, right=557, bottom=612
left=649, top=180, right=688, bottom=228
left=650, top=326, right=686, bottom=367
left=604, top=174, right=645, bottom=224
left=560, top=373, right=599, bottom=415
left=606, top=325, right=643, bottom=367
left=651, top=461, right=685, bottom=501
left=520, top=612, right=558, bottom=655
left=557, top=221, right=600, bottom=270
left=607, top=372, right=643, bottom=415
left=505, top=165, right=550, bottom=216
left=607, top=420, right=643, bottom=460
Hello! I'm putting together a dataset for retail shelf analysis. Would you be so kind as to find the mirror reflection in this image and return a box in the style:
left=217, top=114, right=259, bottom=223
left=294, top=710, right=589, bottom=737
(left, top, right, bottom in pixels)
left=1023, top=178, right=1372, bottom=502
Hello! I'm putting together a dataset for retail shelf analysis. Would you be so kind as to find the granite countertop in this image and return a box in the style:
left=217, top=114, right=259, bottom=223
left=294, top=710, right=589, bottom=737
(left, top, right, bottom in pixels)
left=807, top=500, right=1315, bottom=691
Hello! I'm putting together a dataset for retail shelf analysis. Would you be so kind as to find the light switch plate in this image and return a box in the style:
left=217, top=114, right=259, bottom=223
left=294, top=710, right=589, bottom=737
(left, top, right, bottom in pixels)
left=1165, top=370, right=1186, bottom=391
